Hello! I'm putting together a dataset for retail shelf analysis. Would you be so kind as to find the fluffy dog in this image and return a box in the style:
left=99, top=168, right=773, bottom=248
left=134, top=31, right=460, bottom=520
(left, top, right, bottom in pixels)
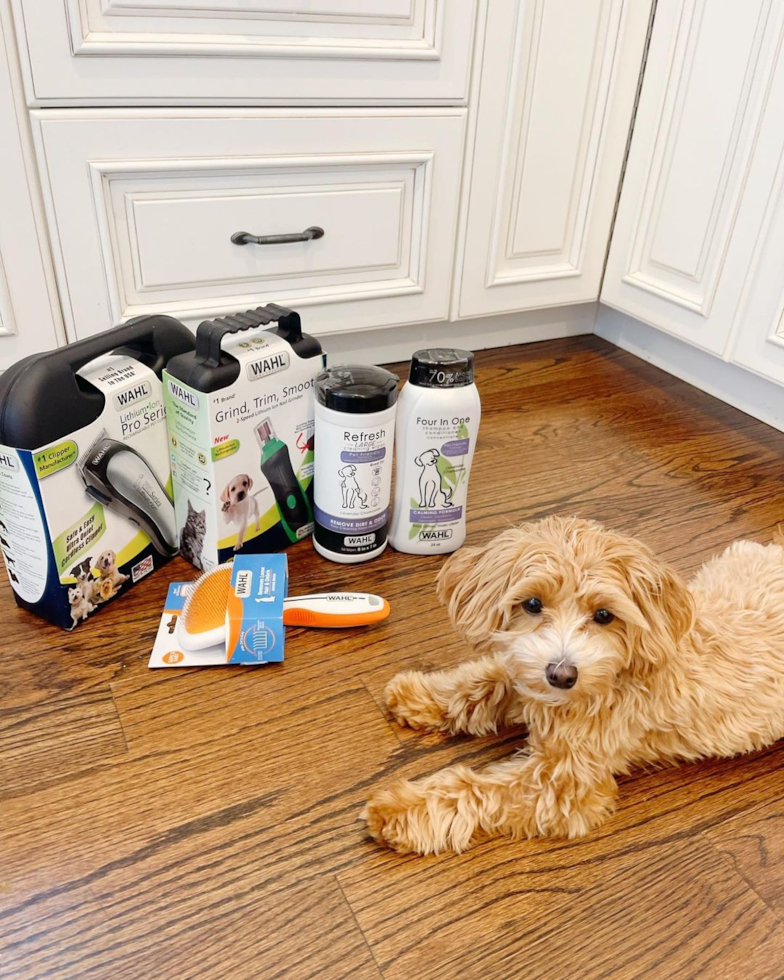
left=221, top=474, right=259, bottom=551
left=362, top=516, right=784, bottom=854
left=68, top=584, right=95, bottom=625
left=95, top=549, right=129, bottom=589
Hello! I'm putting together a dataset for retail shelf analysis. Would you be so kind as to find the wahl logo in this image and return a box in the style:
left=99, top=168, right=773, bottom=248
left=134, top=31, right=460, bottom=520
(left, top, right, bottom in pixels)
left=0, top=452, right=18, bottom=471
left=167, top=380, right=199, bottom=410
left=234, top=570, right=253, bottom=598
left=113, top=381, right=152, bottom=410
left=247, top=351, right=290, bottom=382
left=346, top=533, right=375, bottom=548
left=419, top=528, right=453, bottom=541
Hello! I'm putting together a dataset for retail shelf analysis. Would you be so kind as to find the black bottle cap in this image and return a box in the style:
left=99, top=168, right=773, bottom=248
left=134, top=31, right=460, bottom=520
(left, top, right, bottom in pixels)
left=409, top=348, right=475, bottom=388
left=316, top=365, right=400, bottom=414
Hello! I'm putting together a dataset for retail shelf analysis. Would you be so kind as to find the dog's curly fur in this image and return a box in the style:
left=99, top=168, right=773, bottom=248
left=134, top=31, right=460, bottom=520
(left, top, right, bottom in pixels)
left=361, top=516, right=784, bottom=855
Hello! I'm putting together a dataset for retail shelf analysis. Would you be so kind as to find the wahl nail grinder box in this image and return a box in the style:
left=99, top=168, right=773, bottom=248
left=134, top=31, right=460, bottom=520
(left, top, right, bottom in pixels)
left=163, top=305, right=325, bottom=571
left=0, top=317, right=194, bottom=629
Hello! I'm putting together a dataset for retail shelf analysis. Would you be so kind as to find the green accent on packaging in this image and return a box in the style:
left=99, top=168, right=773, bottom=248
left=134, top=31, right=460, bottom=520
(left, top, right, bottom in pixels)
left=211, top=439, right=240, bottom=462
left=286, top=494, right=297, bottom=509
left=33, top=440, right=78, bottom=479
left=53, top=501, right=106, bottom=574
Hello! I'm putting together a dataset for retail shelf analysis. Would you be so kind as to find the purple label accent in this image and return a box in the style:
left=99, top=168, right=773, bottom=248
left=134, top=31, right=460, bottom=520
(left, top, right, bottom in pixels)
left=315, top=506, right=389, bottom=534
left=340, top=447, right=386, bottom=464
left=441, top=438, right=470, bottom=456
left=410, top=506, right=463, bottom=523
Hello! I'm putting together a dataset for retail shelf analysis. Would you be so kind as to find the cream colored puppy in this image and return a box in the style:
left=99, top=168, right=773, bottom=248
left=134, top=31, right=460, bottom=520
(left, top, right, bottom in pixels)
left=362, top=516, right=784, bottom=854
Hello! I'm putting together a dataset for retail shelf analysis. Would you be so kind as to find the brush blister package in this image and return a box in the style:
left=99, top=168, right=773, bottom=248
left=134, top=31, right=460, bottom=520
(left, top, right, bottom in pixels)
left=148, top=553, right=287, bottom=667
left=164, top=305, right=325, bottom=570
left=0, top=317, right=194, bottom=629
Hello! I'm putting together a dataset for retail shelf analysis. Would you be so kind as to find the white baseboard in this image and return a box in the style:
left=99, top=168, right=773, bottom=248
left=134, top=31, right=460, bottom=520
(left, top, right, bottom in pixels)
left=595, top=306, right=784, bottom=433
left=319, top=303, right=597, bottom=365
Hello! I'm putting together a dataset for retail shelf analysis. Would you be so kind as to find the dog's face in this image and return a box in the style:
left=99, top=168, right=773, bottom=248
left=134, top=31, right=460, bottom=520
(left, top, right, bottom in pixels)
left=68, top=585, right=82, bottom=604
left=221, top=474, right=253, bottom=506
left=339, top=465, right=356, bottom=478
left=96, top=550, right=116, bottom=572
left=419, top=450, right=439, bottom=466
left=437, top=517, right=694, bottom=704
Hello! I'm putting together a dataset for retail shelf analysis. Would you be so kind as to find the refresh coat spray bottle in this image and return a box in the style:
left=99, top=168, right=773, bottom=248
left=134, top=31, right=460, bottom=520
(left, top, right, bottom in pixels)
left=389, top=349, right=481, bottom=555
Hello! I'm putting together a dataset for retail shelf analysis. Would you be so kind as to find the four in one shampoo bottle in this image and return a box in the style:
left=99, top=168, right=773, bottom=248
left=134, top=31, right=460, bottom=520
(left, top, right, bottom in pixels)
left=389, top=349, right=481, bottom=555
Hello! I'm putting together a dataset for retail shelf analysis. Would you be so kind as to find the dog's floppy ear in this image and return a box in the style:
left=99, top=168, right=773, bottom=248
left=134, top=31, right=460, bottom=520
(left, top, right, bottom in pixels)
left=247, top=476, right=253, bottom=491
left=620, top=545, right=694, bottom=672
left=220, top=485, right=230, bottom=504
left=436, top=529, right=525, bottom=649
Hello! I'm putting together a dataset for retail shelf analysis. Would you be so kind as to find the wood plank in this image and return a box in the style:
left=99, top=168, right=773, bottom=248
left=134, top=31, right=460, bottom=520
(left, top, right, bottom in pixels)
left=343, top=835, right=784, bottom=980
left=1, top=336, right=783, bottom=977
left=0, top=683, right=127, bottom=800
left=706, top=796, right=784, bottom=920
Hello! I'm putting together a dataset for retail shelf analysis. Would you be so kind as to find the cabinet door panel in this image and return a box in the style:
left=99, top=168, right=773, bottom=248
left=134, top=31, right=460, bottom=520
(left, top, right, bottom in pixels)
left=457, top=0, right=650, bottom=318
left=728, top=31, right=784, bottom=386
left=0, top=5, right=61, bottom=368
left=12, top=0, right=476, bottom=106
left=602, top=0, right=784, bottom=357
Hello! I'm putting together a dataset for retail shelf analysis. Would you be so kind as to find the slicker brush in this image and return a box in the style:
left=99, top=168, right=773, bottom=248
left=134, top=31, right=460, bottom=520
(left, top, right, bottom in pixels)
left=177, top=562, right=391, bottom=652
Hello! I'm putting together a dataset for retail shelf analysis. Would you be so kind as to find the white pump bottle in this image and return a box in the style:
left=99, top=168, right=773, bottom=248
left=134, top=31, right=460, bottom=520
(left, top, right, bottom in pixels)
left=389, top=349, right=480, bottom=555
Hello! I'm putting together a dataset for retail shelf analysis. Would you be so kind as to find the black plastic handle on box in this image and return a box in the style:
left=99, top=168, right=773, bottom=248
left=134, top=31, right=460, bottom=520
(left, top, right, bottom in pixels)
left=0, top=315, right=195, bottom=450
left=195, top=304, right=303, bottom=369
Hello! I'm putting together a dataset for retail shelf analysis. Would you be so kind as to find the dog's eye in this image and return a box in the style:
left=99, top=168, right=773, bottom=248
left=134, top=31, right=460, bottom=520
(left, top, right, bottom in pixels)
left=522, top=598, right=543, bottom=615
left=593, top=608, right=615, bottom=626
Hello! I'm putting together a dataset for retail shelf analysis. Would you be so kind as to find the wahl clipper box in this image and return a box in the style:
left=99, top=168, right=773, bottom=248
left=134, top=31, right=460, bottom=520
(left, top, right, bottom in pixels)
left=0, top=317, right=194, bottom=629
left=164, top=305, right=325, bottom=570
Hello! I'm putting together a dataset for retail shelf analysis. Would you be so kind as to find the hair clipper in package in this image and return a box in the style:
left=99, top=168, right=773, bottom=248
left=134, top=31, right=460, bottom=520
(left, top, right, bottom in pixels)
left=0, top=317, right=195, bottom=629
left=164, top=305, right=325, bottom=570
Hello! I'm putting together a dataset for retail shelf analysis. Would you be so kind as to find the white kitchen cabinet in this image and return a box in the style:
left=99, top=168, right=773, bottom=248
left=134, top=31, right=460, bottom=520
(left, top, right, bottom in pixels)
left=602, top=0, right=784, bottom=359
left=12, top=0, right=477, bottom=107
left=31, top=108, right=466, bottom=340
left=456, top=0, right=651, bottom=318
left=726, top=10, right=784, bottom=387
left=0, top=3, right=61, bottom=369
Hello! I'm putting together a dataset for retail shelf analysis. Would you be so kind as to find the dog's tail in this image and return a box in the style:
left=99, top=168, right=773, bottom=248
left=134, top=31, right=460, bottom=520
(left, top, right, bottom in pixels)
left=772, top=524, right=784, bottom=547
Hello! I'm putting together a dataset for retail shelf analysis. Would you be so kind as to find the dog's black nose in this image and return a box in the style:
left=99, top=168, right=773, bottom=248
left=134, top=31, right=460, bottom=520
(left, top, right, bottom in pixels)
left=237, top=490, right=245, bottom=500
left=546, top=662, right=578, bottom=689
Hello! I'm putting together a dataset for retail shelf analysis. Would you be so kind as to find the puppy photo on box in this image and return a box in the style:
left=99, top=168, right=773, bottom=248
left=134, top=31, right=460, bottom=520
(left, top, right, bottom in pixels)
left=220, top=473, right=263, bottom=551
left=362, top=516, right=784, bottom=855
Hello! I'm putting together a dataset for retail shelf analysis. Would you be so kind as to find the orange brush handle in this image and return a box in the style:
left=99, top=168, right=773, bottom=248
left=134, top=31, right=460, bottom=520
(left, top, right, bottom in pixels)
left=282, top=595, right=390, bottom=628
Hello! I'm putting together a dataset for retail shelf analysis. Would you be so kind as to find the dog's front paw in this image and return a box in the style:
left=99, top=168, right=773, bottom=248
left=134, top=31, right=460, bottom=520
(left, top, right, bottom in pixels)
left=361, top=779, right=463, bottom=855
left=385, top=671, right=449, bottom=733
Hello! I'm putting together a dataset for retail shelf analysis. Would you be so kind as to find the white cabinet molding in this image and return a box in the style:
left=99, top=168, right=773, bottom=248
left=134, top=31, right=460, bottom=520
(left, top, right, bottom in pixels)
left=67, top=0, right=443, bottom=60
left=456, top=0, right=651, bottom=318
left=12, top=0, right=477, bottom=106
left=0, top=0, right=63, bottom=368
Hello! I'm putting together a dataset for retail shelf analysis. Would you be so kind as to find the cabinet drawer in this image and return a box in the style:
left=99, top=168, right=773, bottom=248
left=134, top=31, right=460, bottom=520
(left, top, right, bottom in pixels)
left=13, top=0, right=476, bottom=106
left=32, top=109, right=466, bottom=339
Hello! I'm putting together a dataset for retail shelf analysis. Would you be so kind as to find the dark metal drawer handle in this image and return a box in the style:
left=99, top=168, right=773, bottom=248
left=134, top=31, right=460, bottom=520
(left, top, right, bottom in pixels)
left=231, top=226, right=325, bottom=246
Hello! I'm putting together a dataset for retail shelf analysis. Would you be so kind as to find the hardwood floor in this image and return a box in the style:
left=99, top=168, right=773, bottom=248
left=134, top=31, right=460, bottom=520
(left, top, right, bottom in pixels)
left=1, top=336, right=783, bottom=979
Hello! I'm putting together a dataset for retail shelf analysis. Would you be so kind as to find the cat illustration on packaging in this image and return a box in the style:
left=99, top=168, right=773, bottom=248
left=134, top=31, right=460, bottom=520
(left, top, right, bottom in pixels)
left=180, top=500, right=206, bottom=569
